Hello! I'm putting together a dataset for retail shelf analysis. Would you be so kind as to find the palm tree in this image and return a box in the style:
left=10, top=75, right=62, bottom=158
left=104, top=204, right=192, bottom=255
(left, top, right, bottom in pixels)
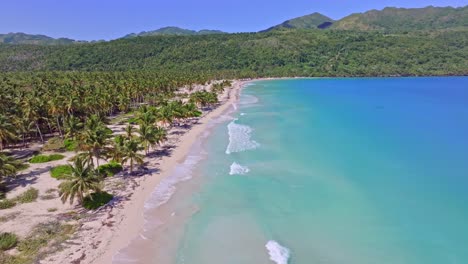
left=154, top=126, right=167, bottom=146
left=64, top=115, right=83, bottom=140
left=78, top=123, right=112, bottom=168
left=59, top=157, right=102, bottom=205
left=109, top=135, right=125, bottom=163
left=121, top=139, right=144, bottom=174
left=0, top=114, right=16, bottom=150
left=123, top=124, right=137, bottom=140
left=138, top=124, right=156, bottom=155
left=0, top=152, right=21, bottom=181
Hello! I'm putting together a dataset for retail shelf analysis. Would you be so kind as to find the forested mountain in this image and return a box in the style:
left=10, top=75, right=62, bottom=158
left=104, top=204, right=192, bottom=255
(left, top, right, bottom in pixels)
left=0, top=33, right=79, bottom=45
left=332, top=6, right=468, bottom=31
left=123, top=27, right=226, bottom=38
left=0, top=29, right=466, bottom=77
left=263, top=13, right=334, bottom=31
left=0, top=5, right=467, bottom=77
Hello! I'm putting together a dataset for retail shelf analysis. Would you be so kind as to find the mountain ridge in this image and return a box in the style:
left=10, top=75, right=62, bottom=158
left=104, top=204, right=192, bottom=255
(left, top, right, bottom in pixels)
left=122, top=26, right=226, bottom=38
left=1, top=5, right=467, bottom=45
left=263, top=12, right=335, bottom=32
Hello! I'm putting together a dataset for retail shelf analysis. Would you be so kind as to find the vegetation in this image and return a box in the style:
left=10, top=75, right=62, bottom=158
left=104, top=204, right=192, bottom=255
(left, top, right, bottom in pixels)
left=123, top=26, right=226, bottom=38
left=0, top=153, right=22, bottom=182
left=82, top=191, right=113, bottom=210
left=0, top=221, right=76, bottom=263
left=0, top=199, right=15, bottom=210
left=264, top=12, right=334, bottom=31
left=0, top=29, right=466, bottom=75
left=332, top=6, right=468, bottom=31
left=50, top=165, right=72, bottom=180
left=14, top=188, right=39, bottom=204
left=0, top=232, right=17, bottom=250
left=41, top=137, right=65, bottom=152
left=97, top=162, right=123, bottom=177
left=58, top=157, right=102, bottom=205
left=64, top=139, right=78, bottom=151
left=29, top=154, right=65, bottom=164
left=0, top=33, right=77, bottom=45
left=0, top=188, right=39, bottom=210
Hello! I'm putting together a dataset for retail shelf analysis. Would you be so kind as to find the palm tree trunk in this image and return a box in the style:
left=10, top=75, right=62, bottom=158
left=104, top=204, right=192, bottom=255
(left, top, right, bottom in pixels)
left=56, top=116, right=63, bottom=138
left=35, top=122, right=44, bottom=143
left=130, top=159, right=134, bottom=174
left=96, top=153, right=100, bottom=168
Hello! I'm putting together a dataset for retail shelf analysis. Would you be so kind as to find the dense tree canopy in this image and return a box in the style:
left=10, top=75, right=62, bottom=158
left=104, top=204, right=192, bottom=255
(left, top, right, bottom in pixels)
left=0, top=29, right=466, bottom=77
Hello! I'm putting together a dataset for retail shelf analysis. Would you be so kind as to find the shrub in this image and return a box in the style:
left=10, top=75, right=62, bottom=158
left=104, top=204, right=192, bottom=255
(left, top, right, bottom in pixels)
left=0, top=199, right=16, bottom=210
left=97, top=162, right=123, bottom=178
left=15, top=188, right=39, bottom=204
left=47, top=208, right=57, bottom=212
left=30, top=154, right=65, bottom=164
left=0, top=232, right=18, bottom=250
left=17, top=163, right=30, bottom=171
left=83, top=192, right=113, bottom=210
left=42, top=137, right=65, bottom=152
left=64, top=139, right=78, bottom=151
left=50, top=165, right=72, bottom=180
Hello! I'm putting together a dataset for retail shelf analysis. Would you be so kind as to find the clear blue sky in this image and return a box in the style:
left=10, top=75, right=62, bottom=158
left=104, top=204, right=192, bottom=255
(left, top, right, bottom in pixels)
left=2, top=0, right=466, bottom=40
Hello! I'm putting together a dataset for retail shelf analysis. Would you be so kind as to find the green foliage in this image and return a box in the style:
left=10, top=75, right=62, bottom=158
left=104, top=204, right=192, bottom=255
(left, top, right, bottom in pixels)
left=14, top=188, right=39, bottom=204
left=97, top=162, right=123, bottom=177
left=190, top=91, right=218, bottom=107
left=0, top=28, right=466, bottom=76
left=265, top=12, right=334, bottom=31
left=29, top=154, right=65, bottom=164
left=0, top=199, right=15, bottom=210
left=82, top=191, right=113, bottom=210
left=16, top=163, right=30, bottom=171
left=63, top=139, right=78, bottom=151
left=332, top=6, right=468, bottom=31
left=50, top=165, right=72, bottom=180
left=124, top=26, right=225, bottom=38
left=58, top=157, right=102, bottom=205
left=0, top=33, right=76, bottom=45
left=0, top=153, right=22, bottom=181
left=0, top=232, right=17, bottom=250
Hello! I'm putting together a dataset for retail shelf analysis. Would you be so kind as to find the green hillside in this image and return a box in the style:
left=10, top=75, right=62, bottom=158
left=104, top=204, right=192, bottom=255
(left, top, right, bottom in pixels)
left=0, top=29, right=466, bottom=76
left=0, top=33, right=78, bottom=45
left=123, top=26, right=225, bottom=38
left=264, top=13, right=334, bottom=31
left=332, top=6, right=468, bottom=31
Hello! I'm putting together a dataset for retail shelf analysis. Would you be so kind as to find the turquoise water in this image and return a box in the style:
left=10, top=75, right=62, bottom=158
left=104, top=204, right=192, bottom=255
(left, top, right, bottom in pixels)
left=117, top=77, right=468, bottom=264
left=170, top=77, right=468, bottom=264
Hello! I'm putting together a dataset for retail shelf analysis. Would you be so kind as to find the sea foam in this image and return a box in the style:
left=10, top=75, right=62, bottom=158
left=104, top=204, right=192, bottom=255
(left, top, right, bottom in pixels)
left=144, top=154, right=202, bottom=210
left=226, top=120, right=260, bottom=154
left=229, top=162, right=250, bottom=175
left=265, top=240, right=290, bottom=264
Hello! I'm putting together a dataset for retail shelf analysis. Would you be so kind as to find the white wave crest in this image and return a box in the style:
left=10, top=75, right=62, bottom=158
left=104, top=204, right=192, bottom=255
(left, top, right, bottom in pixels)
left=144, top=154, right=202, bottom=210
left=225, top=120, right=259, bottom=154
left=265, top=240, right=290, bottom=264
left=239, top=94, right=259, bottom=105
left=229, top=162, right=250, bottom=175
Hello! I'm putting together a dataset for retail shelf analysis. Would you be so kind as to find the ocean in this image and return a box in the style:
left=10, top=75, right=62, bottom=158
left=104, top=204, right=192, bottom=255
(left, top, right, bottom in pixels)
left=117, top=77, right=468, bottom=264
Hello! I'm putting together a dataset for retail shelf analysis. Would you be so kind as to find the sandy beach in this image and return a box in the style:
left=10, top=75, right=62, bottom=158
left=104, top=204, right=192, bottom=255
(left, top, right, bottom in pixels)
left=31, top=80, right=246, bottom=264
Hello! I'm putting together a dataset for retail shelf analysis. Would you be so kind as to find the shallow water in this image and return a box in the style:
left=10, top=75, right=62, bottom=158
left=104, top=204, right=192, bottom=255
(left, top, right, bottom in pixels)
left=118, top=77, right=468, bottom=264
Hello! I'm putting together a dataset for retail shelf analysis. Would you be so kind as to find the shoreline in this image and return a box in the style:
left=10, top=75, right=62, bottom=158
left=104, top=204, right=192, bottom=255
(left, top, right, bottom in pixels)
left=81, top=80, right=245, bottom=264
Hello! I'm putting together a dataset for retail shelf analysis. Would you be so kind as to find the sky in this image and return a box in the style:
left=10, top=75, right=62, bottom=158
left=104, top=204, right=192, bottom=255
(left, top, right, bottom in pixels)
left=1, top=0, right=467, bottom=41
